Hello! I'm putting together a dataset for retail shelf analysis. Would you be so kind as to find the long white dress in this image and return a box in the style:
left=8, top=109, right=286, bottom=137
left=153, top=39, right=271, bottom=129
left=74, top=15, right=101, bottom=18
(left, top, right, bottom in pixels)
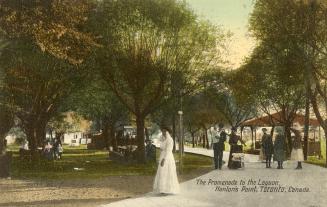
left=153, top=133, right=180, bottom=194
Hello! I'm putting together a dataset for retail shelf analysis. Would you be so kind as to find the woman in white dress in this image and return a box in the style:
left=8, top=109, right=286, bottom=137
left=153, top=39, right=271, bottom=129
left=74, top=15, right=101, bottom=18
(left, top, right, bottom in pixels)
left=153, top=127, right=180, bottom=194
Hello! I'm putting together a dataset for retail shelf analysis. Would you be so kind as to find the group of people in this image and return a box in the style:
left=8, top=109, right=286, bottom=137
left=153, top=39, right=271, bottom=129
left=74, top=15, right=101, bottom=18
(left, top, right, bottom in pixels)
left=210, top=124, right=246, bottom=170
left=261, top=125, right=304, bottom=170
left=43, top=139, right=63, bottom=160
left=152, top=123, right=305, bottom=196
left=210, top=123, right=304, bottom=170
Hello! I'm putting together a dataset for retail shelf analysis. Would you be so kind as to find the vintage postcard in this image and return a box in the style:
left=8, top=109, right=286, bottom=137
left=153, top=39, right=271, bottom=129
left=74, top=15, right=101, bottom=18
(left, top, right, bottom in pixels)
left=0, top=0, right=326, bottom=207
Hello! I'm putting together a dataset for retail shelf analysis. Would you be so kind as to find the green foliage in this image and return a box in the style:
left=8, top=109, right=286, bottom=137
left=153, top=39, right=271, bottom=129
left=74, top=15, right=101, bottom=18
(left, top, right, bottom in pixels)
left=84, top=0, right=228, bottom=162
left=1, top=41, right=82, bottom=120
left=63, top=73, right=129, bottom=125
left=0, top=40, right=84, bottom=152
left=0, top=0, right=98, bottom=64
left=205, top=70, right=257, bottom=127
left=233, top=45, right=305, bottom=115
left=88, top=0, right=226, bottom=114
left=306, top=139, right=326, bottom=167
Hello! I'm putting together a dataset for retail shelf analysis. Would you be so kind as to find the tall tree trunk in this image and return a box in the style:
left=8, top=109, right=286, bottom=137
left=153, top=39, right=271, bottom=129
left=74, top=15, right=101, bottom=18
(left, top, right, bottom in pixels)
left=25, top=124, right=38, bottom=161
left=191, top=132, right=195, bottom=148
left=0, top=134, right=5, bottom=155
left=270, top=126, right=275, bottom=137
left=309, top=88, right=327, bottom=167
left=35, top=121, right=47, bottom=147
left=303, top=86, right=310, bottom=160
left=136, top=114, right=146, bottom=163
left=0, top=110, right=13, bottom=155
left=202, top=133, right=205, bottom=148
left=285, top=123, right=292, bottom=157
left=102, top=119, right=110, bottom=150
left=109, top=124, right=117, bottom=151
left=205, top=128, right=209, bottom=149
left=172, top=115, right=176, bottom=152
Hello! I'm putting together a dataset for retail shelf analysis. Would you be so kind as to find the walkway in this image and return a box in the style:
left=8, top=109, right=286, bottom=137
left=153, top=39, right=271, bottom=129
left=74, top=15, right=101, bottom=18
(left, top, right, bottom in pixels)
left=101, top=145, right=327, bottom=207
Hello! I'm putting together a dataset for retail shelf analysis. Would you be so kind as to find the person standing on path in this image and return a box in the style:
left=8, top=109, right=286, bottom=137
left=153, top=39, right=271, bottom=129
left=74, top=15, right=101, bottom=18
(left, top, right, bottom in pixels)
left=210, top=126, right=220, bottom=170
left=153, top=127, right=180, bottom=195
left=273, top=126, right=286, bottom=169
left=210, top=124, right=226, bottom=170
left=216, top=124, right=227, bottom=170
left=228, top=127, right=246, bottom=169
left=261, top=128, right=274, bottom=168
left=290, top=124, right=304, bottom=169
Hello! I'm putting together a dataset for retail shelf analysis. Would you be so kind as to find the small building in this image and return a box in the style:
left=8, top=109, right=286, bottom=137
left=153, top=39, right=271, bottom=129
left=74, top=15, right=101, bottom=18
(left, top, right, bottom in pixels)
left=63, top=132, right=91, bottom=146
left=5, top=134, right=16, bottom=145
left=240, top=111, right=322, bottom=156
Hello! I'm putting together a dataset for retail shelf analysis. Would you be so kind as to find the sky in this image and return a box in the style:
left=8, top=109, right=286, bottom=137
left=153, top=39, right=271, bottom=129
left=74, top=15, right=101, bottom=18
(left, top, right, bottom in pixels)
left=185, top=0, right=256, bottom=69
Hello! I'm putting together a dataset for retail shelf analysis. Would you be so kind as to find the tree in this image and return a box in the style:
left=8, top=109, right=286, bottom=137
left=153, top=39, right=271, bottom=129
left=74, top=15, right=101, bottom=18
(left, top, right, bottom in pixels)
left=233, top=44, right=306, bottom=153
left=0, top=41, right=82, bottom=158
left=183, top=88, right=224, bottom=149
left=249, top=0, right=327, bottom=163
left=0, top=0, right=97, bottom=64
left=88, top=0, right=226, bottom=162
left=0, top=106, right=13, bottom=154
left=64, top=73, right=129, bottom=151
left=202, top=70, right=257, bottom=128
left=0, top=39, right=13, bottom=154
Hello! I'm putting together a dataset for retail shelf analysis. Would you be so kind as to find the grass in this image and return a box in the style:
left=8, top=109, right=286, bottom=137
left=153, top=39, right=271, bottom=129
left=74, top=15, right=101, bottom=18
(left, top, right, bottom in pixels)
left=8, top=144, right=213, bottom=180
left=306, top=139, right=327, bottom=167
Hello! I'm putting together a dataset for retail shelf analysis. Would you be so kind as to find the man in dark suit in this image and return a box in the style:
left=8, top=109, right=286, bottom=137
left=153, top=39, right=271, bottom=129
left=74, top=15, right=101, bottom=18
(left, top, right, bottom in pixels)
left=216, top=123, right=227, bottom=170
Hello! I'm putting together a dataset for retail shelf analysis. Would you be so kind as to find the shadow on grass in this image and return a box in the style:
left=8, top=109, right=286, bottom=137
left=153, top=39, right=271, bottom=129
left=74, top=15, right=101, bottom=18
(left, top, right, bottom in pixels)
left=0, top=197, right=123, bottom=207
left=9, top=146, right=212, bottom=180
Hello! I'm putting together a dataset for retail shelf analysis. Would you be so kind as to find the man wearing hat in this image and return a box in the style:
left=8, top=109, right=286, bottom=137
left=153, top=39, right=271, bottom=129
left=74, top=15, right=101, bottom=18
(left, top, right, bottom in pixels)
left=211, top=123, right=226, bottom=170
left=261, top=128, right=274, bottom=168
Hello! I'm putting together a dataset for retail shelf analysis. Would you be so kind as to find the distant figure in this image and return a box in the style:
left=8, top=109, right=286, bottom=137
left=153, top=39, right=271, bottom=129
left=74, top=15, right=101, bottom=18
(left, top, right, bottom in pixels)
left=153, top=127, right=179, bottom=194
left=261, top=128, right=274, bottom=168
left=274, top=127, right=286, bottom=169
left=53, top=139, right=63, bottom=160
left=43, top=142, right=53, bottom=160
left=3, top=139, right=7, bottom=150
left=20, top=140, right=29, bottom=150
left=145, top=139, right=156, bottom=162
left=57, top=143, right=63, bottom=160
left=228, top=127, right=246, bottom=169
left=290, top=124, right=304, bottom=169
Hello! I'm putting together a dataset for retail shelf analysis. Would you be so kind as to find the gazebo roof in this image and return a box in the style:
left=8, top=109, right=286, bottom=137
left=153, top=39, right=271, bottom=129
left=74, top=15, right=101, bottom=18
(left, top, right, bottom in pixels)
left=241, top=111, right=320, bottom=127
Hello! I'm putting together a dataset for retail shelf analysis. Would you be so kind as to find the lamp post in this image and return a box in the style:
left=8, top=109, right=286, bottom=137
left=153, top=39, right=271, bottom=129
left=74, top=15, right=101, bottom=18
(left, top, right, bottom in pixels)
left=178, top=110, right=183, bottom=173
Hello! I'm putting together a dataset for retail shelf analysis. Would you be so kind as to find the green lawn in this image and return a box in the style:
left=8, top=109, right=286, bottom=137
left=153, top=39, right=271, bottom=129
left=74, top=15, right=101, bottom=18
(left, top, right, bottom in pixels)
left=306, top=139, right=327, bottom=167
left=8, top=145, right=213, bottom=180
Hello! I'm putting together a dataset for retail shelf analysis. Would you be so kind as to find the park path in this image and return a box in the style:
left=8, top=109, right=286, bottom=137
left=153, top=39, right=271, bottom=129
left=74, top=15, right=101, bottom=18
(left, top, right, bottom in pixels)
left=101, top=144, right=327, bottom=207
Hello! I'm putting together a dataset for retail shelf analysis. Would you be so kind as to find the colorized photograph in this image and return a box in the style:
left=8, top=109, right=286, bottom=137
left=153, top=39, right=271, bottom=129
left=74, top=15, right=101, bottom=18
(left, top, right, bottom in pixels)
left=0, top=0, right=327, bottom=207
